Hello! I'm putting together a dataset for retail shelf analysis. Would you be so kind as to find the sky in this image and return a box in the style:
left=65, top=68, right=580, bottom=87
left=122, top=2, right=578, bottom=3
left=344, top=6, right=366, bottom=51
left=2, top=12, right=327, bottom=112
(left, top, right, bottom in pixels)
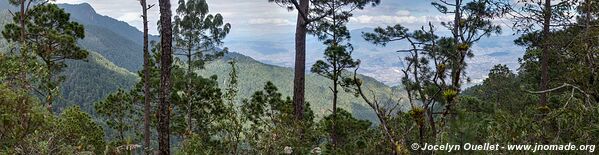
left=53, top=0, right=453, bottom=38
left=49, top=0, right=523, bottom=85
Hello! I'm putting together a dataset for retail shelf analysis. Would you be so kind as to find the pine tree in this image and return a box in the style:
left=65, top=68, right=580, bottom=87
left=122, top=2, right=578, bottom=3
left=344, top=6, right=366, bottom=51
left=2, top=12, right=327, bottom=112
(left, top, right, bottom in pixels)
left=129, top=43, right=163, bottom=153
left=170, top=65, right=224, bottom=139
left=5, top=0, right=40, bottom=90
left=364, top=23, right=450, bottom=143
left=172, top=0, right=231, bottom=136
left=58, top=107, right=106, bottom=154
left=2, top=4, right=88, bottom=112
left=268, top=0, right=311, bottom=122
left=220, top=60, right=244, bottom=154
left=267, top=0, right=369, bottom=122
left=94, top=89, right=137, bottom=143
left=138, top=0, right=154, bottom=152
left=429, top=0, right=501, bottom=130
left=240, top=81, right=316, bottom=153
left=512, top=0, right=598, bottom=107
left=309, top=0, right=379, bottom=149
left=492, top=0, right=578, bottom=107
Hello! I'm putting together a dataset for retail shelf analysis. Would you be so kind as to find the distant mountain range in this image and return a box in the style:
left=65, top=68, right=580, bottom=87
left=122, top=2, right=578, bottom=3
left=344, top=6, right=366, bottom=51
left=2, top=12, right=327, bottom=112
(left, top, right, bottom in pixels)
left=225, top=21, right=524, bottom=86
left=1, top=1, right=524, bottom=86
left=0, top=3, right=406, bottom=121
left=0, top=2, right=524, bottom=120
left=59, top=3, right=161, bottom=71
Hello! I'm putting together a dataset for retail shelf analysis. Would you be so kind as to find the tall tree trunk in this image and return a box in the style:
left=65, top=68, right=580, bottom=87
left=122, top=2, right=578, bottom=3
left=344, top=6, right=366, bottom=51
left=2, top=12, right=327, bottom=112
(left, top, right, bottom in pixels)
left=438, top=0, right=463, bottom=136
left=331, top=76, right=338, bottom=150
left=451, top=0, right=462, bottom=88
left=330, top=5, right=339, bottom=148
left=19, top=0, right=28, bottom=90
left=293, top=0, right=309, bottom=121
left=186, top=49, right=192, bottom=136
left=540, top=0, right=551, bottom=107
left=441, top=0, right=463, bottom=128
left=158, top=0, right=173, bottom=154
left=140, top=0, right=151, bottom=152
left=19, top=0, right=25, bottom=50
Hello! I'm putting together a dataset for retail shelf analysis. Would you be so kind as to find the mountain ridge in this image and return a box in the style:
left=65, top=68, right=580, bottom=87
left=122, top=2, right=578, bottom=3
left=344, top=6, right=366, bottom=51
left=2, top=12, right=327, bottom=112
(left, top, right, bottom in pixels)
left=58, top=3, right=160, bottom=46
left=0, top=2, right=406, bottom=121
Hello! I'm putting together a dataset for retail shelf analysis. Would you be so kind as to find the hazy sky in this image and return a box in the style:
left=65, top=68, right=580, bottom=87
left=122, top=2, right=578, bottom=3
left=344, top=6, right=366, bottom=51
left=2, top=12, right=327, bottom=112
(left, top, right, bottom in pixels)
left=53, top=0, right=449, bottom=38
left=48, top=0, right=521, bottom=85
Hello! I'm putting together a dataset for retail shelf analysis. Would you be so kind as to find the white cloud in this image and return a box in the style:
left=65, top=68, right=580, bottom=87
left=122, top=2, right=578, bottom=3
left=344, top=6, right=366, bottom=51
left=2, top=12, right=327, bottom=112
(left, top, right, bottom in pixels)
left=53, top=0, right=444, bottom=35
left=55, top=0, right=299, bottom=35
left=350, top=14, right=453, bottom=25
left=248, top=18, right=293, bottom=26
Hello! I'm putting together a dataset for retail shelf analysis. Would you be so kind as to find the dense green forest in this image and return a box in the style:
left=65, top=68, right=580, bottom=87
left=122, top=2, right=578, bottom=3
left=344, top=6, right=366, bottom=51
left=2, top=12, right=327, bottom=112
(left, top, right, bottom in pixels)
left=1, top=0, right=598, bottom=154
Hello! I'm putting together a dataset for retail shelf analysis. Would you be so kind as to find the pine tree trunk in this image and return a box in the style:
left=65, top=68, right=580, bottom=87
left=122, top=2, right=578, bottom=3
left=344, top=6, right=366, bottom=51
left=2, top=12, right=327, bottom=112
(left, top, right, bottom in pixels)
left=186, top=50, right=192, bottom=136
left=19, top=0, right=28, bottom=90
left=293, top=0, right=309, bottom=121
left=140, top=0, right=151, bottom=152
left=158, top=0, right=173, bottom=154
left=331, top=77, right=338, bottom=150
left=330, top=2, right=340, bottom=149
left=451, top=0, right=462, bottom=89
left=442, top=0, right=463, bottom=128
left=540, top=0, right=551, bottom=106
left=120, top=116, right=125, bottom=142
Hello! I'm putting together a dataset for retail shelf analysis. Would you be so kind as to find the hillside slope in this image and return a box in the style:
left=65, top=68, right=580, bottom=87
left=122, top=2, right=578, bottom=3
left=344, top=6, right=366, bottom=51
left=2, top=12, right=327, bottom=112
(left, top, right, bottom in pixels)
left=78, top=24, right=144, bottom=71
left=0, top=10, right=138, bottom=114
left=56, top=52, right=139, bottom=113
left=59, top=3, right=148, bottom=72
left=1, top=2, right=151, bottom=71
left=198, top=53, right=407, bottom=121
left=59, top=3, right=160, bottom=71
